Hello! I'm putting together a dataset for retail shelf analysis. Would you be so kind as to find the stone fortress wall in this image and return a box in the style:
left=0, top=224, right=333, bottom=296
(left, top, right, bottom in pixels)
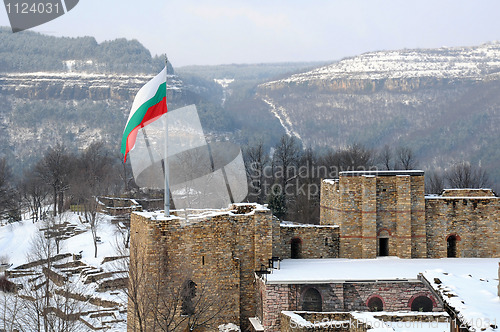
left=320, top=171, right=500, bottom=259
left=129, top=170, right=499, bottom=332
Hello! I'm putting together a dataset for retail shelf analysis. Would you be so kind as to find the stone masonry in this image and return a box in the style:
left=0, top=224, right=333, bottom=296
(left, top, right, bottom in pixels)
left=129, top=203, right=343, bottom=331
left=128, top=204, right=273, bottom=331
left=258, top=278, right=442, bottom=332
left=129, top=170, right=498, bottom=332
left=276, top=223, right=339, bottom=259
left=320, top=171, right=427, bottom=259
left=425, top=188, right=500, bottom=258
left=320, top=171, right=499, bottom=259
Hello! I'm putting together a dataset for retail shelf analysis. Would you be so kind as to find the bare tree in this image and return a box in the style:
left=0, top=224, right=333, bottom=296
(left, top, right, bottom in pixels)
left=272, top=134, right=302, bottom=187
left=379, top=144, right=393, bottom=170
left=21, top=169, right=50, bottom=223
left=243, top=140, right=270, bottom=203
left=122, top=234, right=230, bottom=332
left=35, top=144, right=73, bottom=216
left=0, top=158, right=12, bottom=217
left=334, top=143, right=374, bottom=171
left=0, top=158, right=20, bottom=222
left=269, top=135, right=303, bottom=219
left=70, top=142, right=114, bottom=258
left=0, top=280, right=22, bottom=332
left=445, top=161, right=490, bottom=188
left=123, top=239, right=159, bottom=332
left=425, top=171, right=445, bottom=195
left=395, top=146, right=418, bottom=170
left=6, top=218, right=89, bottom=332
left=116, top=152, right=135, bottom=193
left=290, top=147, right=321, bottom=224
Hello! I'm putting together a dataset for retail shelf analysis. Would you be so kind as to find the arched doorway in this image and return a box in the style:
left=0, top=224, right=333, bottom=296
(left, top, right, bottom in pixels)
left=410, top=296, right=433, bottom=312
left=291, top=237, right=302, bottom=259
left=367, top=296, right=384, bottom=312
left=302, top=288, right=322, bottom=312
left=447, top=235, right=458, bottom=258
left=181, top=280, right=197, bottom=315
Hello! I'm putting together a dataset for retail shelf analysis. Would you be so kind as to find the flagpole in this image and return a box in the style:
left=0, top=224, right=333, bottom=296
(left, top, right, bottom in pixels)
left=164, top=55, right=170, bottom=217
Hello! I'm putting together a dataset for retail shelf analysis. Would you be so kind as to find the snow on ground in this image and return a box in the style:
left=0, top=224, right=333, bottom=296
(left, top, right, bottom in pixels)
left=423, top=268, right=500, bottom=332
left=0, top=220, right=40, bottom=265
left=266, top=257, right=499, bottom=284
left=0, top=212, right=122, bottom=269
left=0, top=212, right=128, bottom=331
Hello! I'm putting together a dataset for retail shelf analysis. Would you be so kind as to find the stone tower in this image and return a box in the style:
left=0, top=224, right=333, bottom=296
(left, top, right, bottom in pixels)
left=320, top=170, right=427, bottom=259
left=127, top=204, right=274, bottom=331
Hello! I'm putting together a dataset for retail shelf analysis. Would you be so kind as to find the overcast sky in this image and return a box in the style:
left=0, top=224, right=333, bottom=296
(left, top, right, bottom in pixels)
left=1, top=0, right=500, bottom=67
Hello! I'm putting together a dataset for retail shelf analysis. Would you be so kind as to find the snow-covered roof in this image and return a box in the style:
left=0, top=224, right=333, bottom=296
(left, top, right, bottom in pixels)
left=422, top=267, right=500, bottom=332
left=425, top=195, right=499, bottom=200
left=133, top=203, right=270, bottom=224
left=339, top=170, right=425, bottom=177
left=280, top=221, right=339, bottom=228
left=322, top=179, right=338, bottom=185
left=265, top=257, right=499, bottom=285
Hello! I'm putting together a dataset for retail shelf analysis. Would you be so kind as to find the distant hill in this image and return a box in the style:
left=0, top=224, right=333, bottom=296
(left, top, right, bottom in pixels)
left=0, top=29, right=317, bottom=177
left=0, top=27, right=170, bottom=74
left=177, top=61, right=329, bottom=82
left=257, top=43, right=500, bottom=188
left=3, top=28, right=497, bottom=189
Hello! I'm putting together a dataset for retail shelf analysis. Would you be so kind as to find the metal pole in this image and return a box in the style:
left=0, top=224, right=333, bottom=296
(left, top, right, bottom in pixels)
left=164, top=55, right=170, bottom=217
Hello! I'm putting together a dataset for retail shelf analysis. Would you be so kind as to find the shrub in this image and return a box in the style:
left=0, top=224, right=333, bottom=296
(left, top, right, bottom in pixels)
left=0, top=275, right=16, bottom=293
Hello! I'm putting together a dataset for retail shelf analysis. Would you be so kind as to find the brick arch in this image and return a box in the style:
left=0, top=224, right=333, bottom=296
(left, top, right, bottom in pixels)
left=377, top=228, right=392, bottom=237
left=407, top=292, right=437, bottom=309
left=301, top=287, right=323, bottom=312
left=445, top=233, right=461, bottom=241
left=366, top=294, right=385, bottom=311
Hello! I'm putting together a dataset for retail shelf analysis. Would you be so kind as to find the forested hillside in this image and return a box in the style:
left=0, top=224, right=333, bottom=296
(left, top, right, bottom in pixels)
left=0, top=27, right=169, bottom=74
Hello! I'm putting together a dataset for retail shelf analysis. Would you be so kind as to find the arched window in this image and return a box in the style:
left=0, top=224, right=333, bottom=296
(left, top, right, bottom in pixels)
left=447, top=235, right=458, bottom=258
left=411, top=296, right=433, bottom=312
left=291, top=237, right=302, bottom=259
left=302, top=288, right=322, bottom=312
left=181, top=280, right=197, bottom=316
left=367, top=296, right=384, bottom=312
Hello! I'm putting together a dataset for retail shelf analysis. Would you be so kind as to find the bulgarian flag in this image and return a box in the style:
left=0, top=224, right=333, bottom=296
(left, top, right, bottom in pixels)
left=121, top=67, right=167, bottom=162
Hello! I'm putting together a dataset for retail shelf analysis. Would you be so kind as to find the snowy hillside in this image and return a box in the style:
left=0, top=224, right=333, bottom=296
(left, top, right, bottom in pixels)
left=0, top=212, right=129, bottom=331
left=263, top=43, right=500, bottom=84
left=256, top=43, right=500, bottom=188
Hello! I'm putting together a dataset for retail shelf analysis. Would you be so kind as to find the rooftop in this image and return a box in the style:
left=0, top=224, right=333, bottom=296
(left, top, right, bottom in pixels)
left=423, top=266, right=500, bottom=332
left=265, top=257, right=499, bottom=284
left=339, top=170, right=425, bottom=177
left=133, top=203, right=269, bottom=224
